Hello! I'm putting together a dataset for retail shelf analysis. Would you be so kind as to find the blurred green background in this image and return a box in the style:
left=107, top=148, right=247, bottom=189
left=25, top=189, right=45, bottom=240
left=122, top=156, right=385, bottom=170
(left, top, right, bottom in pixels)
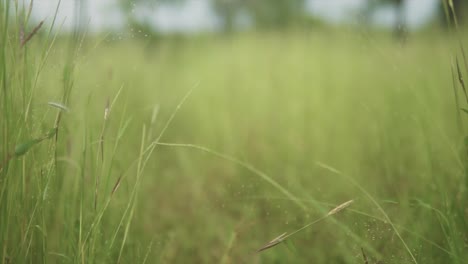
left=1, top=0, right=468, bottom=263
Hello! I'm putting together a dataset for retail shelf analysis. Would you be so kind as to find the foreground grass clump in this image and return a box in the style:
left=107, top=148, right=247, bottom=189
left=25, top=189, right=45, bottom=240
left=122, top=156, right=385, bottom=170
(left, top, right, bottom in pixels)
left=1, top=5, right=468, bottom=264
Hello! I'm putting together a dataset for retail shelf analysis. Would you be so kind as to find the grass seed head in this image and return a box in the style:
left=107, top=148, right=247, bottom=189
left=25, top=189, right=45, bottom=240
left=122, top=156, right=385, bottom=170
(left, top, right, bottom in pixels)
left=21, top=20, right=44, bottom=47
left=256, top=232, right=288, bottom=253
left=104, top=98, right=110, bottom=120
left=327, top=200, right=354, bottom=217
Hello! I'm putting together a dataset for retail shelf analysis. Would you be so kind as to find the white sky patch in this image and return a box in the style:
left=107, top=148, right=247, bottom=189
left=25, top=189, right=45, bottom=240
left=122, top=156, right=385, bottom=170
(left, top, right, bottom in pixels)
left=149, top=0, right=219, bottom=33
left=369, top=0, right=439, bottom=29
left=404, top=0, right=439, bottom=28
left=307, top=0, right=367, bottom=23
left=31, top=0, right=123, bottom=31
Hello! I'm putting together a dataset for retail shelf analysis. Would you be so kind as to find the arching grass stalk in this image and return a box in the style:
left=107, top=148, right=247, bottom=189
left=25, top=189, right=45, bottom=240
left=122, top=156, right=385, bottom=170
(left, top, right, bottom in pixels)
left=153, top=142, right=384, bottom=258
left=154, top=142, right=307, bottom=210
left=256, top=200, right=353, bottom=253
left=245, top=195, right=458, bottom=259
left=315, top=161, right=418, bottom=264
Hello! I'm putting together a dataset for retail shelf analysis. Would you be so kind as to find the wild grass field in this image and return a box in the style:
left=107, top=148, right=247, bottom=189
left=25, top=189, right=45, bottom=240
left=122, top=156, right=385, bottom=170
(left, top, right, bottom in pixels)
left=1, top=4, right=468, bottom=264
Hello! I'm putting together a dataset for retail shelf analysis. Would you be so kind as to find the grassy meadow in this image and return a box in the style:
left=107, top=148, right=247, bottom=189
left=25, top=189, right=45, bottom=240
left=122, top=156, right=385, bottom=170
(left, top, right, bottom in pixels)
left=1, top=5, right=468, bottom=264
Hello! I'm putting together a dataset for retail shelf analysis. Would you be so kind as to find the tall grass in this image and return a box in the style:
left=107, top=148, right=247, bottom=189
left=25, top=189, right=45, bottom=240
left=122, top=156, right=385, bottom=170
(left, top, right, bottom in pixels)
left=1, top=1, right=468, bottom=263
left=0, top=1, right=141, bottom=262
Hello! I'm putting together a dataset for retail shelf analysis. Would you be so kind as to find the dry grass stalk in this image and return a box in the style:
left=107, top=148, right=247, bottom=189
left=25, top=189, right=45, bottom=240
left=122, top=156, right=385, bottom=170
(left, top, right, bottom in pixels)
left=456, top=57, right=468, bottom=103
left=111, top=174, right=122, bottom=196
left=48, top=102, right=70, bottom=112
left=104, top=98, right=110, bottom=121
left=21, top=20, right=44, bottom=47
left=96, top=98, right=111, bottom=209
left=19, top=23, right=25, bottom=44
left=100, top=98, right=110, bottom=161
left=361, top=247, right=369, bottom=264
left=94, top=185, right=99, bottom=210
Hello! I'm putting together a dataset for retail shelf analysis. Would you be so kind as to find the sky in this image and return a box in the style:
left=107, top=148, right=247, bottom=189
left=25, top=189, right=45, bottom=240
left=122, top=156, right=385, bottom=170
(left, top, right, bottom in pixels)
left=30, top=0, right=440, bottom=33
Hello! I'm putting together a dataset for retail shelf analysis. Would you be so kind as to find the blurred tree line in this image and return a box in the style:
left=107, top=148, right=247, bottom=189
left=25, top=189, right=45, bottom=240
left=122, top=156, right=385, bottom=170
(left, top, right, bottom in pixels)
left=116, top=0, right=305, bottom=32
left=75, top=0, right=468, bottom=34
left=211, top=0, right=305, bottom=31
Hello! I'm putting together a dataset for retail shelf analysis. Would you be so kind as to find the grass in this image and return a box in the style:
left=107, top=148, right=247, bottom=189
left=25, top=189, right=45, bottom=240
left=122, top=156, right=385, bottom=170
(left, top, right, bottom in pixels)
left=1, top=2, right=468, bottom=263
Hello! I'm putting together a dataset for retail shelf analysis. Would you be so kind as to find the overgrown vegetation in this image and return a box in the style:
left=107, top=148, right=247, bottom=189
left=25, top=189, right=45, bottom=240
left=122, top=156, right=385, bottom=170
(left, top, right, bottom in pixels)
left=1, top=1, right=467, bottom=263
